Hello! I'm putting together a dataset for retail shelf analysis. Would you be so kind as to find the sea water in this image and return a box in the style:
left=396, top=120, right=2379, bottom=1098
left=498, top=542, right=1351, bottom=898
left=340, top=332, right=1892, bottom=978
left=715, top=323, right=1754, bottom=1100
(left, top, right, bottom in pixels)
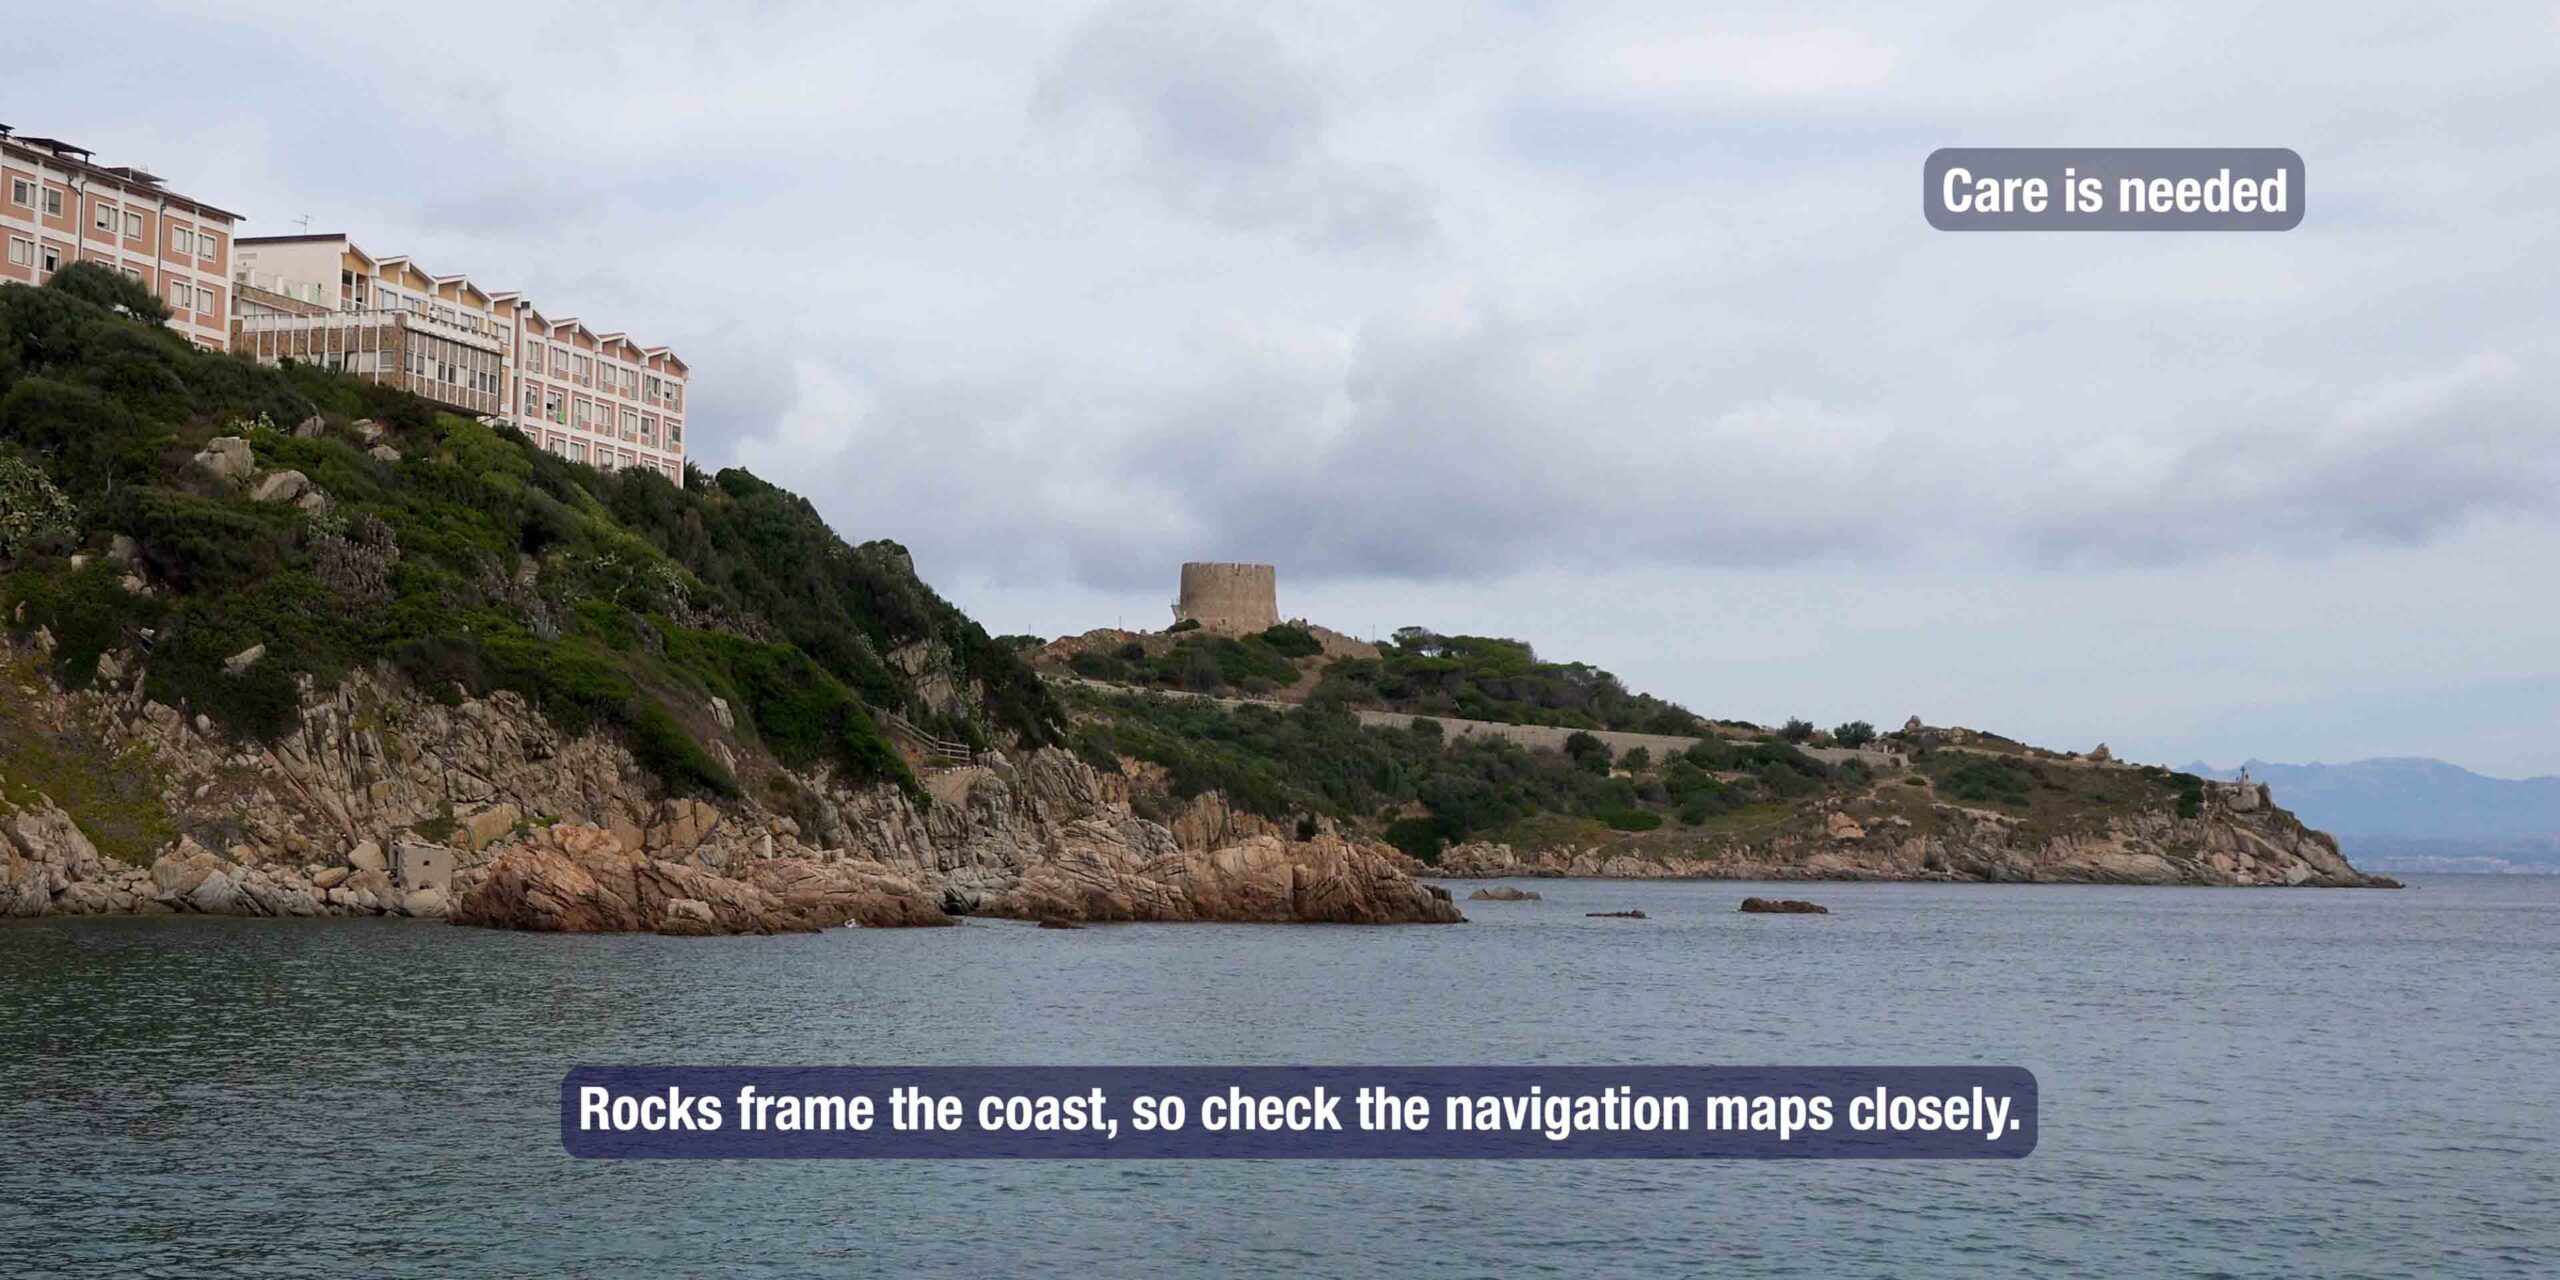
left=2, top=876, right=2552, bottom=1278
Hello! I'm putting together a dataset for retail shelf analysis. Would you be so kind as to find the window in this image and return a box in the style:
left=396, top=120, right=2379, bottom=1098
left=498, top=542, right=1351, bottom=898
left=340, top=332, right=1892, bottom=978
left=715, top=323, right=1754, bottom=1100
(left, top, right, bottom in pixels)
left=7, top=237, right=32, bottom=267
left=195, top=284, right=214, bottom=313
left=8, top=179, right=30, bottom=208
left=173, top=227, right=194, bottom=255
left=199, top=230, right=218, bottom=261
left=168, top=280, right=192, bottom=309
left=39, top=245, right=59, bottom=274
left=621, top=409, right=637, bottom=439
left=43, top=188, right=63, bottom=217
left=522, top=342, right=542, bottom=371
left=120, top=263, right=142, bottom=281
left=124, top=210, right=144, bottom=239
left=94, top=201, right=116, bottom=232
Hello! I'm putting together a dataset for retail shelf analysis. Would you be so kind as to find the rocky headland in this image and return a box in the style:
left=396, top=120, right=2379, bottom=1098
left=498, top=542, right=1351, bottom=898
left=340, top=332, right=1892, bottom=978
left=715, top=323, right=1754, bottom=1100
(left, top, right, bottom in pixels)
left=1424, top=772, right=2389, bottom=888
left=0, top=644, right=1460, bottom=932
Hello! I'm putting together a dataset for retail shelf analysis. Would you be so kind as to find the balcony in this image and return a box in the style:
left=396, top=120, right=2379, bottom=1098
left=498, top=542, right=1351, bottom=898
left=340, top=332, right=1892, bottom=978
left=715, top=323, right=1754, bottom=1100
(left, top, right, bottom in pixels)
left=239, top=307, right=506, bottom=355
left=232, top=309, right=502, bottom=416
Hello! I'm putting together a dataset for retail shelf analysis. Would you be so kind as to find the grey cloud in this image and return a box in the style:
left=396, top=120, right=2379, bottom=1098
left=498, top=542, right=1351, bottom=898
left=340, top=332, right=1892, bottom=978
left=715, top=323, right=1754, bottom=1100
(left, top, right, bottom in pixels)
left=24, top=1, right=2560, bottom=611
left=1033, top=0, right=1438, bottom=248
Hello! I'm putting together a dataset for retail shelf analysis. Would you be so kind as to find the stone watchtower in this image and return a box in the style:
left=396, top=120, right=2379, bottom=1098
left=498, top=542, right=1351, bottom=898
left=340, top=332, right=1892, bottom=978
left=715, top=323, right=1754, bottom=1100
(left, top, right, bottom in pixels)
left=1171, top=562, right=1280, bottom=634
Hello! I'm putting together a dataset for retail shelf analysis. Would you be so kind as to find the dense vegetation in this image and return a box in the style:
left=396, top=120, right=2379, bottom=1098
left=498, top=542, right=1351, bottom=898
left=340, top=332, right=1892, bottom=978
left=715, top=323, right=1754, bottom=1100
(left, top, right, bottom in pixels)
left=1311, top=628, right=1709, bottom=733
left=1065, top=685, right=1850, bottom=862
left=1065, top=624, right=1316, bottom=694
left=0, top=266, right=1058, bottom=801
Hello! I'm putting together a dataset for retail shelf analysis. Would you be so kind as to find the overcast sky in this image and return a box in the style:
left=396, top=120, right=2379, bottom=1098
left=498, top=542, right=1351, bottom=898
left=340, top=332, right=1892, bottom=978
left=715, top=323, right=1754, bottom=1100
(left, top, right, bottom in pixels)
left=25, top=2, right=2560, bottom=776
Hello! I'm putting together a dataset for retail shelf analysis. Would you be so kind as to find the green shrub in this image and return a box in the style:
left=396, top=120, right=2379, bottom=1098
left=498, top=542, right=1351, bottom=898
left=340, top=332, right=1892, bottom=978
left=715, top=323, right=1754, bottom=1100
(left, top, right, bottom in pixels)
left=1384, top=816, right=1448, bottom=864
left=1069, top=649, right=1127, bottom=681
left=1311, top=627, right=1706, bottom=733
left=1257, top=623, right=1321, bottom=658
left=41, top=262, right=172, bottom=327
left=1937, top=756, right=2038, bottom=807
left=0, top=451, right=79, bottom=560
left=1563, top=730, right=1611, bottom=774
left=1598, top=807, right=1661, bottom=832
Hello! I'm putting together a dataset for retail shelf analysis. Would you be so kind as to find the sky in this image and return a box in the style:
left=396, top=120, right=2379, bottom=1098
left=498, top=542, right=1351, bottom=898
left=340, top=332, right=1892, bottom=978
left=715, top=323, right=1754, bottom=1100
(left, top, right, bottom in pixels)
left=20, top=2, right=2560, bottom=776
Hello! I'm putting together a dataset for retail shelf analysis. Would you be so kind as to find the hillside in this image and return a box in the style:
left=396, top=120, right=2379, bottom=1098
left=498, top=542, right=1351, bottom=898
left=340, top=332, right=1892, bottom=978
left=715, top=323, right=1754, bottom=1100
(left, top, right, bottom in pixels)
left=0, top=266, right=2390, bottom=916
left=1034, top=623, right=1720, bottom=733
left=2, top=265, right=1055, bottom=802
left=1048, top=634, right=2394, bottom=887
left=0, top=267, right=1451, bottom=928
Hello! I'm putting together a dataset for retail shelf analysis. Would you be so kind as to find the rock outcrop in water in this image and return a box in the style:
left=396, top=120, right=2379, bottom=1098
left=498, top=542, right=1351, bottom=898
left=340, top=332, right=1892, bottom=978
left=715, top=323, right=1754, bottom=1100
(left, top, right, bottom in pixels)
left=1, top=644, right=1462, bottom=928
left=448, top=823, right=951, bottom=934
left=1739, top=897, right=1829, bottom=914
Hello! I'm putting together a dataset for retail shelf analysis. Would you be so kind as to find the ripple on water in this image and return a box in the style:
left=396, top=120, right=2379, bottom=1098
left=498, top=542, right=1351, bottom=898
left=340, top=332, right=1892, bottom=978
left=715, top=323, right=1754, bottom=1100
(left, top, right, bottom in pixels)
left=0, top=877, right=2554, bottom=1278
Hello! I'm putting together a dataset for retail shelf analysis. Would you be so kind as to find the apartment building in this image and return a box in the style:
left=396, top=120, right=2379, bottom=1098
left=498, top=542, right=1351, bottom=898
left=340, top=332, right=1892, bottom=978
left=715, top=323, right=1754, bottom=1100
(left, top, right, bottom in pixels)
left=231, top=235, right=687, bottom=478
left=0, top=125, right=238, bottom=350
left=231, top=235, right=509, bottom=417
left=501, top=301, right=688, bottom=479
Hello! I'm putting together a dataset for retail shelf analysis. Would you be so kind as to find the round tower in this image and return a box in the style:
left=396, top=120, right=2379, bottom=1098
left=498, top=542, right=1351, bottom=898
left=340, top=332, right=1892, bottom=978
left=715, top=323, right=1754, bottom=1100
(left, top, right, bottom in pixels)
left=1172, top=562, right=1280, bottom=634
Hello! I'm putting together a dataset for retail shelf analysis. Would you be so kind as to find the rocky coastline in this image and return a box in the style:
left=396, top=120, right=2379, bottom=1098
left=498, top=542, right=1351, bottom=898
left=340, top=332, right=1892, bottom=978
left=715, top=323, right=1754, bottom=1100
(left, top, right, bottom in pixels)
left=0, top=643, right=1460, bottom=932
left=1, top=633, right=2390, bottom=938
left=1421, top=782, right=2397, bottom=889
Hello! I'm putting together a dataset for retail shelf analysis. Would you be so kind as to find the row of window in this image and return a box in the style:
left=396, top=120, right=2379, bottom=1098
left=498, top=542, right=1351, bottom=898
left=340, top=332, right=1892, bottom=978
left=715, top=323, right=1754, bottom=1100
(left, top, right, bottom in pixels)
left=520, top=340, right=682, bottom=408
left=541, top=432, right=679, bottom=481
left=7, top=178, right=227, bottom=263
left=164, top=277, right=221, bottom=313
left=12, top=237, right=221, bottom=316
left=519, top=384, right=683, bottom=445
left=5, top=236, right=51, bottom=272
left=407, top=333, right=504, bottom=399
left=7, top=177, right=63, bottom=217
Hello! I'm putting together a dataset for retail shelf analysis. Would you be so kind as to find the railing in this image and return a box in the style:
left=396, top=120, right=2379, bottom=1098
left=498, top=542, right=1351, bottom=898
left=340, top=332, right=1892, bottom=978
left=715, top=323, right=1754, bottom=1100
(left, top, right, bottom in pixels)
left=232, top=269, right=328, bottom=305
left=235, top=307, right=505, bottom=353
left=879, top=710, right=978, bottom=768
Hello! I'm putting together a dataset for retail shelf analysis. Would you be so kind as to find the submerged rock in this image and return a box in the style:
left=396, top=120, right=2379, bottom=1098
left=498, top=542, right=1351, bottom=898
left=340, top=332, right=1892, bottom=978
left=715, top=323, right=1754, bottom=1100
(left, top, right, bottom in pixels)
left=1586, top=909, right=1648, bottom=919
left=1739, top=897, right=1829, bottom=914
left=1468, top=886, right=1541, bottom=901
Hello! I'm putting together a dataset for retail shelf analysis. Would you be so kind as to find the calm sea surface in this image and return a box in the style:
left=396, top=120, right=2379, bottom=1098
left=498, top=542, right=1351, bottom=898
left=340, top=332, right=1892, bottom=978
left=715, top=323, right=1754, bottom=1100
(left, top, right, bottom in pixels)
left=3, top=875, right=2554, bottom=1278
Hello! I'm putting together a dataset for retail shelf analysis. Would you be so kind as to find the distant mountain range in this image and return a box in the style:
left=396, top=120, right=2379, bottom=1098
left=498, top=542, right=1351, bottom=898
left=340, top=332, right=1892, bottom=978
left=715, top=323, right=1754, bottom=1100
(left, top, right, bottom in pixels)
left=2185, top=758, right=2560, bottom=874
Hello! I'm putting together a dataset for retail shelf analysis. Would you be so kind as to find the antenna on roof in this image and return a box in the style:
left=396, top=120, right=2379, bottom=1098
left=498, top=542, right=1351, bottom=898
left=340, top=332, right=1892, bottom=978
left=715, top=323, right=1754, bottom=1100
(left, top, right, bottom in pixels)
left=294, top=214, right=311, bottom=232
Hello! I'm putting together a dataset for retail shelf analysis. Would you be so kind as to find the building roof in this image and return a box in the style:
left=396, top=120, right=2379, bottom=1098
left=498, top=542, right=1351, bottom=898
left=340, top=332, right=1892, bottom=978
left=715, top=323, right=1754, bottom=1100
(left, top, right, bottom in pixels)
left=0, top=133, right=243, bottom=222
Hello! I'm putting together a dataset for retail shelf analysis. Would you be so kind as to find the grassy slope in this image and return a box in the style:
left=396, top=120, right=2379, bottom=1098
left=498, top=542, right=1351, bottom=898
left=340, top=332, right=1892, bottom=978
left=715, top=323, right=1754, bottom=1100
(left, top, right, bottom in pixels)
left=0, top=266, right=1060, bottom=835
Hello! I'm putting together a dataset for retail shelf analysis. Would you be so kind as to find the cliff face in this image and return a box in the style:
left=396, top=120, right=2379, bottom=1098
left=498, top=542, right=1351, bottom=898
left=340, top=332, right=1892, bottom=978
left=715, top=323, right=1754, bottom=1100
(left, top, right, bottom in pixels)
left=1431, top=780, right=2391, bottom=888
left=0, top=639, right=1459, bottom=929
